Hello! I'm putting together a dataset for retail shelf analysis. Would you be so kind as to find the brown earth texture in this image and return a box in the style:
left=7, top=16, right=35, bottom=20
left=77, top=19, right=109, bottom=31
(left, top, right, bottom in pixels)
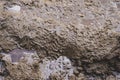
left=0, top=0, right=120, bottom=80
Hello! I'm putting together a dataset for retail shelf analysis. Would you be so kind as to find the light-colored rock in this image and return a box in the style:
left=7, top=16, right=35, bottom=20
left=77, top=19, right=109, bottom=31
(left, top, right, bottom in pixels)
left=1, top=53, right=11, bottom=63
left=40, top=56, right=74, bottom=80
left=7, top=5, right=21, bottom=13
left=9, top=49, right=39, bottom=65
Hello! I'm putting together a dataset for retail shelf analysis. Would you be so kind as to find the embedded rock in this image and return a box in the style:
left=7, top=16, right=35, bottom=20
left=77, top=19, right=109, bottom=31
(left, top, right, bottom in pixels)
left=7, top=5, right=21, bottom=13
left=40, top=56, right=74, bottom=80
left=1, top=49, right=40, bottom=80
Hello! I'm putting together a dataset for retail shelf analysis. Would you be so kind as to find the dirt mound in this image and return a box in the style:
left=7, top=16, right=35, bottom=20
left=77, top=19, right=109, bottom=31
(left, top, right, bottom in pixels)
left=0, top=0, right=120, bottom=80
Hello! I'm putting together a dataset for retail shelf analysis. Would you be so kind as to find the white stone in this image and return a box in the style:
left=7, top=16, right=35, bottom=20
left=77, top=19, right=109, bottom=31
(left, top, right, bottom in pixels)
left=7, top=5, right=21, bottom=12
left=23, top=51, right=39, bottom=65
left=1, top=53, right=12, bottom=63
left=40, top=56, right=73, bottom=80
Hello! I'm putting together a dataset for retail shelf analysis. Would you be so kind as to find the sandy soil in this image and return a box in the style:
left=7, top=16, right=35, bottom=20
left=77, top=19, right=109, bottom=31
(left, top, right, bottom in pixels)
left=0, top=0, right=120, bottom=80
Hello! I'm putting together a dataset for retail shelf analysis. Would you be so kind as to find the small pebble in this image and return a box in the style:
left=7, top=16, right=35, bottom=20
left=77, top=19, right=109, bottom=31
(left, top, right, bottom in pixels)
left=7, top=5, right=21, bottom=12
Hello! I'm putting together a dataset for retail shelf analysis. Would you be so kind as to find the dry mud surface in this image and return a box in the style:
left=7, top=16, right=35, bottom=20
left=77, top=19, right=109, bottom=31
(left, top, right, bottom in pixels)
left=0, top=0, right=120, bottom=80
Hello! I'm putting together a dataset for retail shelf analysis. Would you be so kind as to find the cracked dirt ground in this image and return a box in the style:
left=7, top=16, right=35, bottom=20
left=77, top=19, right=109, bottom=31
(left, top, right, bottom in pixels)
left=0, top=0, right=120, bottom=80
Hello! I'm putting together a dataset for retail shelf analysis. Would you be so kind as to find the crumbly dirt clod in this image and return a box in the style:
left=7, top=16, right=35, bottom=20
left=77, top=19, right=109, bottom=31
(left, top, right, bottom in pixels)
left=0, top=0, right=120, bottom=80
